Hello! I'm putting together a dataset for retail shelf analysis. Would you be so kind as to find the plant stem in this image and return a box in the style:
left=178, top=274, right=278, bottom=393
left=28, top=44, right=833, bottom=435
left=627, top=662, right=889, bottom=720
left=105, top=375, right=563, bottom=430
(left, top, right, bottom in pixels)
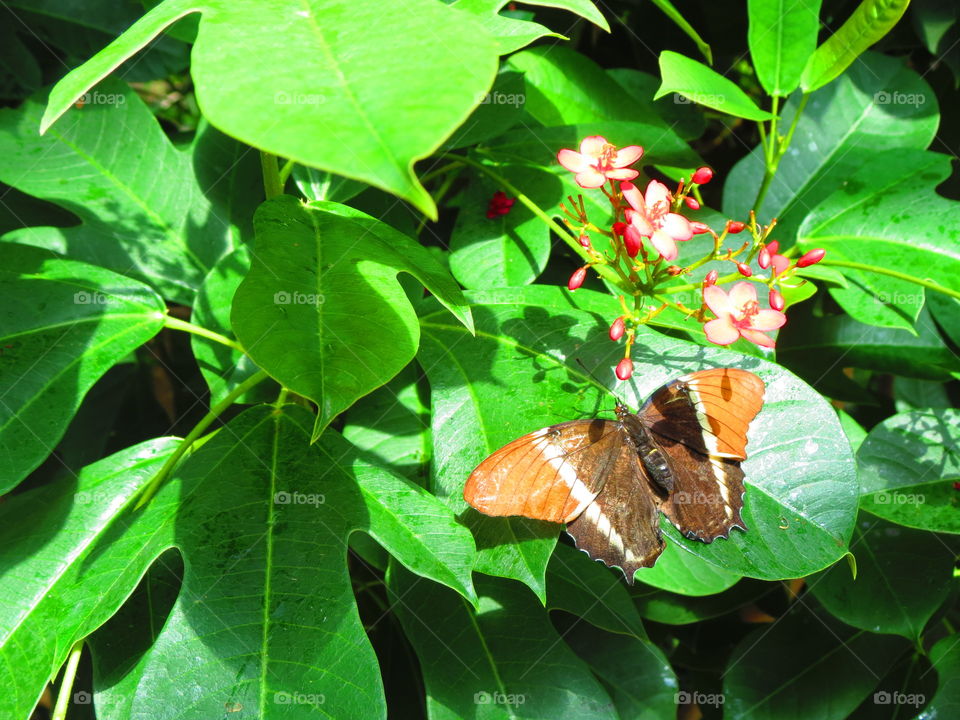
left=278, top=159, right=296, bottom=186
left=821, top=259, right=960, bottom=301
left=260, top=151, right=284, bottom=199
left=754, top=93, right=810, bottom=211
left=163, top=315, right=244, bottom=352
left=52, top=640, right=84, bottom=720
left=134, top=369, right=271, bottom=508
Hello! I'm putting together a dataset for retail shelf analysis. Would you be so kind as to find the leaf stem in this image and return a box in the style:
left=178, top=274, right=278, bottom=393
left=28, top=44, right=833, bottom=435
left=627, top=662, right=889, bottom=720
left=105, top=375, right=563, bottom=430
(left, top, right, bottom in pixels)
left=163, top=315, right=244, bottom=352
left=52, top=640, right=84, bottom=720
left=134, top=369, right=271, bottom=508
left=754, top=93, right=810, bottom=211
left=279, top=159, right=296, bottom=186
left=260, top=151, right=284, bottom=199
left=821, top=259, right=960, bottom=301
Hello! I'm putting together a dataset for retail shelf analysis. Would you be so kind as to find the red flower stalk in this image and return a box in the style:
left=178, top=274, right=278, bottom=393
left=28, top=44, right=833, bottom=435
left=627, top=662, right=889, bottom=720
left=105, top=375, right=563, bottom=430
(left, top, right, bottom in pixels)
left=568, top=266, right=587, bottom=290
left=736, top=262, right=752, bottom=277
left=769, top=288, right=785, bottom=311
left=615, top=357, right=634, bottom=381
left=684, top=196, right=700, bottom=210
left=692, top=167, right=714, bottom=185
left=704, top=269, right=719, bottom=286
left=726, top=220, right=746, bottom=234
left=797, top=248, right=826, bottom=267
left=609, top=316, right=625, bottom=341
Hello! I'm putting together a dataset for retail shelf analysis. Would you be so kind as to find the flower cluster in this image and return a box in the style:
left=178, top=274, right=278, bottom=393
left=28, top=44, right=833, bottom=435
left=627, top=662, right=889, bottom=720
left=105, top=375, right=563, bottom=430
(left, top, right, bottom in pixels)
left=555, top=135, right=825, bottom=380
left=487, top=190, right=516, bottom=219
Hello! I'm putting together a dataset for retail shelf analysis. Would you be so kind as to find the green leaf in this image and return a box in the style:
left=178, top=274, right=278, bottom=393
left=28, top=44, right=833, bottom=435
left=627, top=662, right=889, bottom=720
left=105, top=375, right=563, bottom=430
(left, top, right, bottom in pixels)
left=800, top=0, right=911, bottom=93
left=654, top=51, right=774, bottom=121
left=0, top=244, right=165, bottom=493
left=450, top=164, right=558, bottom=288
left=563, top=623, right=678, bottom=718
left=798, top=149, right=960, bottom=332
left=389, top=566, right=619, bottom=719
left=231, top=196, right=472, bottom=440
left=723, top=608, right=908, bottom=719
left=40, top=0, right=500, bottom=218
left=607, top=68, right=707, bottom=142
left=633, top=541, right=742, bottom=595
left=442, top=69, right=527, bottom=151
left=418, top=285, right=858, bottom=595
left=748, top=0, right=823, bottom=96
left=0, top=438, right=180, bottom=720
left=809, top=515, right=955, bottom=640
left=924, top=634, right=960, bottom=716
left=836, top=409, right=868, bottom=453
left=292, top=165, right=367, bottom=204
left=894, top=376, right=952, bottom=413
left=648, top=0, right=712, bottom=64
left=858, top=409, right=960, bottom=534
left=631, top=578, right=772, bottom=625
left=724, top=53, right=939, bottom=244
left=0, top=80, right=233, bottom=304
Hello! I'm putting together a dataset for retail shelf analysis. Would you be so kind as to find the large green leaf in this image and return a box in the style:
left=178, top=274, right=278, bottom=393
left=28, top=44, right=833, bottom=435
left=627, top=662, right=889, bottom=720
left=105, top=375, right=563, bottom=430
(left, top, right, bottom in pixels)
left=231, top=196, right=472, bottom=440
left=748, top=0, right=823, bottom=96
left=798, top=149, right=960, bottom=332
left=0, top=244, right=165, bottom=493
left=809, top=515, right=955, bottom=640
left=858, top=409, right=960, bottom=534
left=0, top=80, right=233, bottom=304
left=418, top=285, right=858, bottom=598
left=924, top=634, right=960, bottom=717
left=723, top=608, right=908, bottom=719
left=800, top=0, right=911, bottom=93
left=631, top=578, right=772, bottom=625
left=654, top=51, right=773, bottom=121
left=724, top=53, right=939, bottom=244
left=39, top=0, right=500, bottom=218
left=389, top=566, right=619, bottom=719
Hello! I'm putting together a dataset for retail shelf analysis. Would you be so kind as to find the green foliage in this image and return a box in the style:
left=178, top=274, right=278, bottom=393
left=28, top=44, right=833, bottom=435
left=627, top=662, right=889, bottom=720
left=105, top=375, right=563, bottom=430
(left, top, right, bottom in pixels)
left=1, top=0, right=957, bottom=717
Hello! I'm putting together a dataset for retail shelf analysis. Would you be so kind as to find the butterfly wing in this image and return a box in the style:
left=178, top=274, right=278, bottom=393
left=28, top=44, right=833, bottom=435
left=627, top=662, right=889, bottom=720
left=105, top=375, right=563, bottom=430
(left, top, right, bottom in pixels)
left=641, top=368, right=765, bottom=541
left=464, top=419, right=624, bottom=523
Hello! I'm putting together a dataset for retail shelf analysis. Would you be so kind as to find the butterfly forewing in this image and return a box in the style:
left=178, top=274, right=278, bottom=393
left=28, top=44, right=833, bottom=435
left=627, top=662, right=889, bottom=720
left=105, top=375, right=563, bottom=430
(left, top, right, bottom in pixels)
left=464, top=419, right=623, bottom=523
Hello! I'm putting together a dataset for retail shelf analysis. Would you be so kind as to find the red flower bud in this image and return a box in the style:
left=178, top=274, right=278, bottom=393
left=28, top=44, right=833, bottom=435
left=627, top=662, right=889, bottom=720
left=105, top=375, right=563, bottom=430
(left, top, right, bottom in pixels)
left=623, top=227, right=642, bottom=258
left=612, top=221, right=627, bottom=235
left=736, top=262, right=752, bottom=277
left=797, top=248, right=825, bottom=267
left=609, top=316, right=625, bottom=341
left=704, top=269, right=719, bottom=286
left=691, top=221, right=710, bottom=235
left=615, top=357, right=633, bottom=381
left=579, top=233, right=591, bottom=247
left=769, top=288, right=785, bottom=311
left=567, top=266, right=587, bottom=290
left=692, top=167, right=714, bottom=185
left=766, top=240, right=779, bottom=255
left=758, top=248, right=771, bottom=269
left=727, top=220, right=746, bottom=234
left=684, top=196, right=700, bottom=210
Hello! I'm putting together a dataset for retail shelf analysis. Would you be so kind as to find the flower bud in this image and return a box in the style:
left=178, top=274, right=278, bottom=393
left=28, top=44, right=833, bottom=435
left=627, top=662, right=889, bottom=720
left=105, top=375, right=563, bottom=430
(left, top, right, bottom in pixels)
left=691, top=221, right=711, bottom=235
left=615, top=357, right=634, bottom=381
left=692, top=167, right=714, bottom=185
left=704, top=269, right=719, bottom=286
left=758, top=248, right=771, bottom=269
left=568, top=266, right=587, bottom=290
left=666, top=265, right=684, bottom=276
left=609, top=316, right=625, bottom=341
left=684, top=196, right=700, bottom=210
left=727, top=220, right=746, bottom=234
left=797, top=248, right=825, bottom=267
left=578, top=232, right=591, bottom=247
left=623, top=227, right=642, bottom=258
left=612, top=221, right=627, bottom=235
left=736, top=262, right=752, bottom=277
left=766, top=240, right=779, bottom=255
left=769, top=288, right=784, bottom=311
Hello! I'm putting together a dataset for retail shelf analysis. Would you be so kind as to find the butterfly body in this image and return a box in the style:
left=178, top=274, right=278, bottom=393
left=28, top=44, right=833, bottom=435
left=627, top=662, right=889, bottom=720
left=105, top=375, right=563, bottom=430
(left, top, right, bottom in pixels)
left=464, top=368, right=765, bottom=582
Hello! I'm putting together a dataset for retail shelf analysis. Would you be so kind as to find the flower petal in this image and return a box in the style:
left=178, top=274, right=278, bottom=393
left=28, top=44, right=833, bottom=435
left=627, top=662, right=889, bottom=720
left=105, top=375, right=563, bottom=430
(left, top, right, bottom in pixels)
left=575, top=169, right=607, bottom=188
left=749, top=309, right=787, bottom=331
left=612, top=145, right=643, bottom=168
left=771, top=254, right=790, bottom=277
left=606, top=168, right=639, bottom=181
left=703, top=284, right=731, bottom=317
left=704, top=317, right=740, bottom=345
left=661, top=212, right=693, bottom=241
left=627, top=209, right=654, bottom=237
left=557, top=149, right=594, bottom=173
left=579, top=135, right=608, bottom=158
left=728, top=281, right=758, bottom=311
left=644, top=179, right=671, bottom=209
left=739, top=328, right=776, bottom=348
left=650, top=229, right=678, bottom=260
left=621, top=181, right=646, bottom=213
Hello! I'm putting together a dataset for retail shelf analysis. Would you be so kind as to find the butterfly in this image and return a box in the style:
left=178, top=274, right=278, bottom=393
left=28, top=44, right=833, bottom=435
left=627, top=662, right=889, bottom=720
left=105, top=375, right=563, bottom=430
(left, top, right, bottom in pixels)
left=463, top=368, right=765, bottom=582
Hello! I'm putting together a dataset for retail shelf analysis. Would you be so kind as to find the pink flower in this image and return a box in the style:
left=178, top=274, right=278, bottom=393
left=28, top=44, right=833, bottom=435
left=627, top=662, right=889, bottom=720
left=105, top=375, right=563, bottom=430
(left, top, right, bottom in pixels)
left=703, top=282, right=786, bottom=348
left=557, top=136, right=643, bottom=189
left=621, top=180, right=693, bottom=261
